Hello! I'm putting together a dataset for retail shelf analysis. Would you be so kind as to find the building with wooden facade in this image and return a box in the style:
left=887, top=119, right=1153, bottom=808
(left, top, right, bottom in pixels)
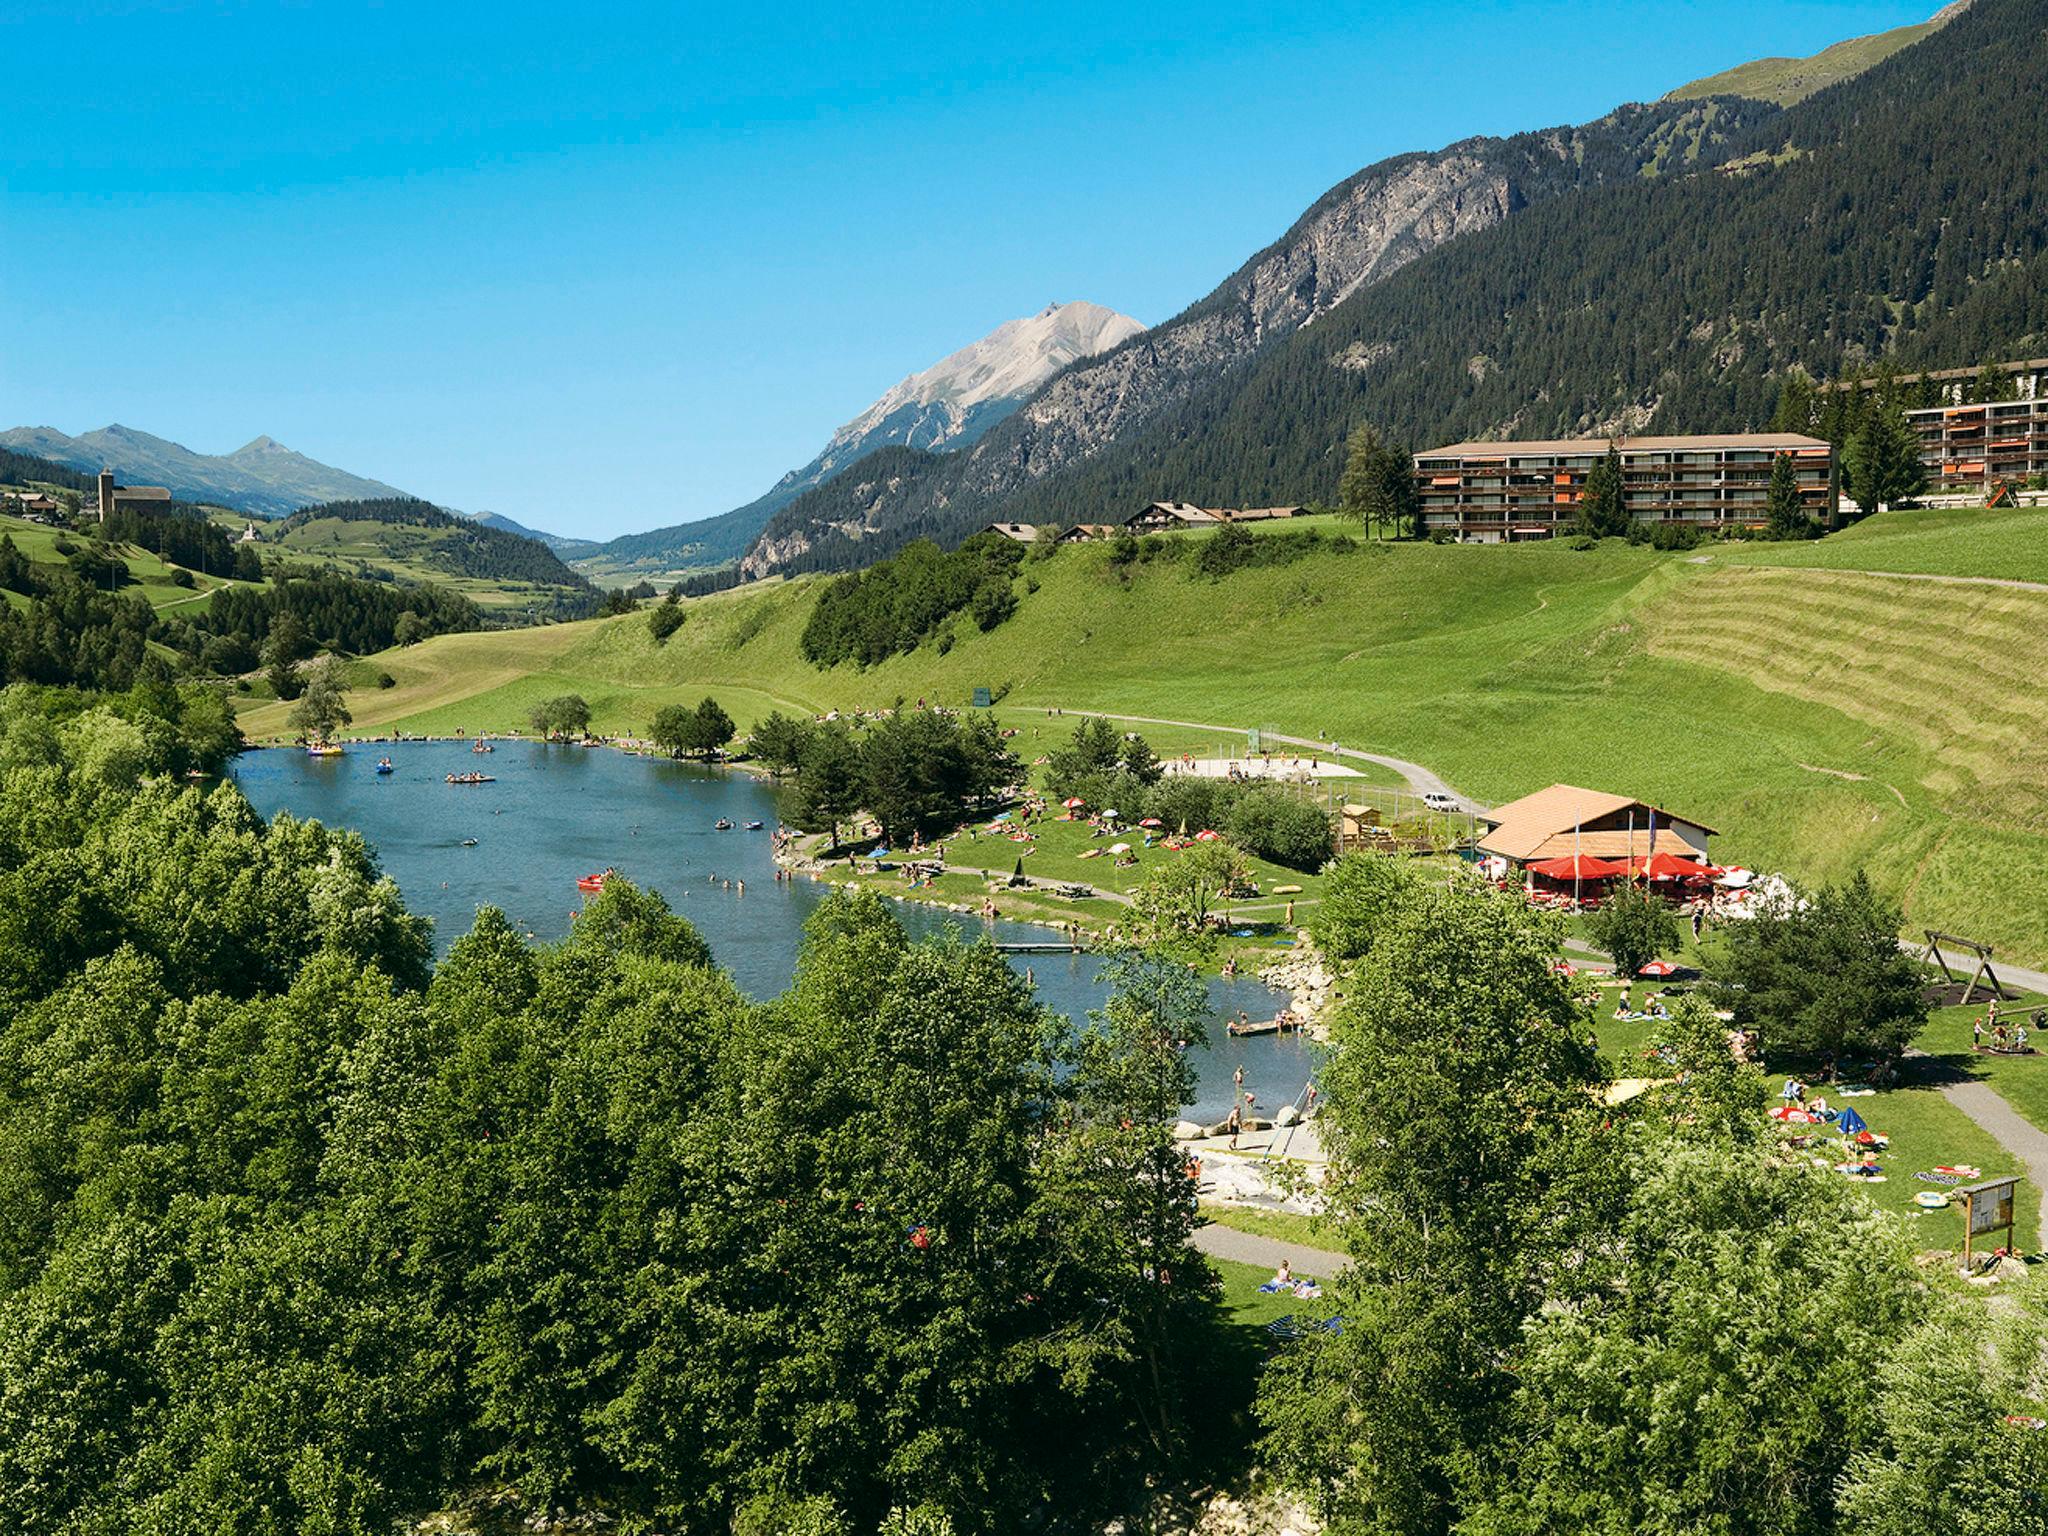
left=1414, top=434, right=1835, bottom=540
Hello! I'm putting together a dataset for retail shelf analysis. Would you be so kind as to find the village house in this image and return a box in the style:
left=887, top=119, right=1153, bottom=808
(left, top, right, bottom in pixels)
left=1056, top=523, right=1122, bottom=543
left=982, top=522, right=1044, bottom=544
left=1122, top=502, right=1305, bottom=532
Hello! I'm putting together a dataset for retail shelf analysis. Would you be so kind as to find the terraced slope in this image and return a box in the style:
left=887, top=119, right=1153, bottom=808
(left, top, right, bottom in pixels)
left=1640, top=564, right=2048, bottom=947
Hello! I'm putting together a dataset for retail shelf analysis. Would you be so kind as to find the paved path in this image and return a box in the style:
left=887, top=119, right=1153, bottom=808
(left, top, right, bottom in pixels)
left=1193, top=1221, right=1347, bottom=1277
left=1929, top=1078, right=2048, bottom=1236
left=1063, top=709, right=1482, bottom=812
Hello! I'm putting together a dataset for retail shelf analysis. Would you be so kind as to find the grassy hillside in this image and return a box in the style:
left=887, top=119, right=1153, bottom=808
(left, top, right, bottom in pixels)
left=1664, top=17, right=1940, bottom=107
left=259, top=500, right=595, bottom=616
left=1722, top=504, right=2048, bottom=583
left=1, top=511, right=245, bottom=614
left=239, top=507, right=2048, bottom=965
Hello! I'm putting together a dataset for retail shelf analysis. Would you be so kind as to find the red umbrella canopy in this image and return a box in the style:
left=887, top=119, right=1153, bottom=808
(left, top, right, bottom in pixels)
left=1631, top=851, right=1715, bottom=880
left=1527, top=854, right=1627, bottom=880
left=1637, top=960, right=1679, bottom=978
left=1194, top=829, right=1222, bottom=842
left=1061, top=797, right=1086, bottom=809
left=1139, top=818, right=1164, bottom=828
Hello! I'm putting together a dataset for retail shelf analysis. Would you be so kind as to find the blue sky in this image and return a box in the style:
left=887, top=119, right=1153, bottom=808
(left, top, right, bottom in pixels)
left=1, top=0, right=1929, bottom=539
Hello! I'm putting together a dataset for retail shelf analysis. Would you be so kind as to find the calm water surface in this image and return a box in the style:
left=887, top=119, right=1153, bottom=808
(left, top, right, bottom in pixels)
left=231, top=740, right=1316, bottom=1120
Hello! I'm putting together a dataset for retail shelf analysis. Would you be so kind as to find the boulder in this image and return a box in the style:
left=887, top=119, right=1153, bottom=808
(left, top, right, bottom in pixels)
left=1173, top=1120, right=1207, bottom=1141
left=1274, top=1105, right=1301, bottom=1127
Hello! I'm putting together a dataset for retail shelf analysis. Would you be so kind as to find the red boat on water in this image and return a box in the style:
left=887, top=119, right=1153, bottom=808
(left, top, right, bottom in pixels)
left=577, top=868, right=615, bottom=894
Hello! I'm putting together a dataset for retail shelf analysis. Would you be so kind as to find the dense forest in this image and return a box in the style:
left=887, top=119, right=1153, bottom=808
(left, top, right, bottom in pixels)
left=276, top=498, right=595, bottom=590
left=0, top=446, right=95, bottom=496
left=742, top=0, right=2048, bottom=561
left=197, top=569, right=481, bottom=656
left=100, top=502, right=263, bottom=581
left=800, top=532, right=1025, bottom=667
left=0, top=693, right=1233, bottom=1533
left=0, top=569, right=160, bottom=690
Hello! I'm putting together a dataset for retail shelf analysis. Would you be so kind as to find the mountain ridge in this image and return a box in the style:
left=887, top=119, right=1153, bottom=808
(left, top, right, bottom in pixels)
left=0, top=422, right=411, bottom=517
left=735, top=96, right=1783, bottom=576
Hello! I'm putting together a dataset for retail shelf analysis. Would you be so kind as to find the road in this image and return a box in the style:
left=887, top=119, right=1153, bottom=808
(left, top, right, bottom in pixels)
left=1063, top=708, right=1481, bottom=811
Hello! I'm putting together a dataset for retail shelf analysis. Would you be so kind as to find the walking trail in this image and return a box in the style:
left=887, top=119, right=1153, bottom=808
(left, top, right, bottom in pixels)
left=1193, top=1222, right=1347, bottom=1277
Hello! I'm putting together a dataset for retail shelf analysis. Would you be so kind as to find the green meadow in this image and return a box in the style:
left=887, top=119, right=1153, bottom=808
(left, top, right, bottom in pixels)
left=235, top=505, right=2048, bottom=963
left=1, top=511, right=246, bottom=614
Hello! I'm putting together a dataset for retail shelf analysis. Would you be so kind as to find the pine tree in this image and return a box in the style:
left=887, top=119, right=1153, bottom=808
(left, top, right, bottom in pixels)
left=1770, top=372, right=1817, bottom=435
left=1575, top=444, right=1628, bottom=537
left=1765, top=453, right=1808, bottom=540
left=1844, top=401, right=1926, bottom=515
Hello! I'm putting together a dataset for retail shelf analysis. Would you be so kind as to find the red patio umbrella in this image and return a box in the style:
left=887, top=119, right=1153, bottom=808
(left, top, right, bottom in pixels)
left=1630, top=851, right=1715, bottom=881
left=1194, top=829, right=1222, bottom=842
left=1526, top=854, right=1627, bottom=880
left=1636, top=960, right=1680, bottom=978
left=1061, top=797, right=1087, bottom=809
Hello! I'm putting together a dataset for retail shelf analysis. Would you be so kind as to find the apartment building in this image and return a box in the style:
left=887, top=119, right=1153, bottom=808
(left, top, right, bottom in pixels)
left=1414, top=434, right=1835, bottom=540
left=1906, top=397, right=2048, bottom=491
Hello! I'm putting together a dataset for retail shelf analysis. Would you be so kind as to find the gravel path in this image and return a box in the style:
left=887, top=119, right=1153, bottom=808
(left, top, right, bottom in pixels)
left=1193, top=1221, right=1347, bottom=1276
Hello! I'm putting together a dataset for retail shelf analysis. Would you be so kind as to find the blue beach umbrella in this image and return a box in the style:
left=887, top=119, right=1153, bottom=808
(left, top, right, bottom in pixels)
left=1836, top=1107, right=1869, bottom=1138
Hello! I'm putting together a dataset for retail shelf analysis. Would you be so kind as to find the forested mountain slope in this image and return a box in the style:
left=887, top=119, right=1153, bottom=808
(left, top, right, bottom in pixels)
left=739, top=97, right=1780, bottom=575
left=990, top=0, right=2048, bottom=526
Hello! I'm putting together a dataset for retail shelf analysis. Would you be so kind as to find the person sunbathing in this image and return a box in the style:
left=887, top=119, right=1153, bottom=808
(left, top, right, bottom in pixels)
left=1272, top=1259, right=1293, bottom=1286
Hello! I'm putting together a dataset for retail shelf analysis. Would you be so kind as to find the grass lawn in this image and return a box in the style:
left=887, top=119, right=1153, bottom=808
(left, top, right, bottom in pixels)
left=258, top=519, right=2048, bottom=966
left=1916, top=990, right=2048, bottom=1136
left=1781, top=1073, right=2040, bottom=1253
left=1210, top=1256, right=1315, bottom=1331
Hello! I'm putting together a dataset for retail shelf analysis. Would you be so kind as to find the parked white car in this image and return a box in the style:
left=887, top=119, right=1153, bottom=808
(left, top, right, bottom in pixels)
left=1422, top=791, right=1461, bottom=813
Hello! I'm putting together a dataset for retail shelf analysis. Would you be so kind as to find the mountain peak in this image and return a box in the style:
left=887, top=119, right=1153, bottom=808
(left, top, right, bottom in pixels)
left=233, top=434, right=287, bottom=456
left=830, top=301, right=1146, bottom=452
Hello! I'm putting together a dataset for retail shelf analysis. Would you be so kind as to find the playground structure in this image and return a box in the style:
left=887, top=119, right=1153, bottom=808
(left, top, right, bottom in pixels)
left=1925, top=930, right=2008, bottom=1005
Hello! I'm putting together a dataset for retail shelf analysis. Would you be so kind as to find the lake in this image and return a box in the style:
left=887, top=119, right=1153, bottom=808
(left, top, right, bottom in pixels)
left=230, top=739, right=1317, bottom=1121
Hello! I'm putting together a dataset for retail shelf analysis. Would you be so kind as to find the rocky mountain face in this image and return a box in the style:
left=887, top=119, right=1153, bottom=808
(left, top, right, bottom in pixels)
left=0, top=423, right=412, bottom=517
left=579, top=300, right=1141, bottom=581
left=738, top=97, right=1780, bottom=577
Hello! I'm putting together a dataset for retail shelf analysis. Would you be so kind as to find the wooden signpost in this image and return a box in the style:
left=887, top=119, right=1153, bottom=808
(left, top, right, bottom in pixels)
left=1956, top=1175, right=2020, bottom=1273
